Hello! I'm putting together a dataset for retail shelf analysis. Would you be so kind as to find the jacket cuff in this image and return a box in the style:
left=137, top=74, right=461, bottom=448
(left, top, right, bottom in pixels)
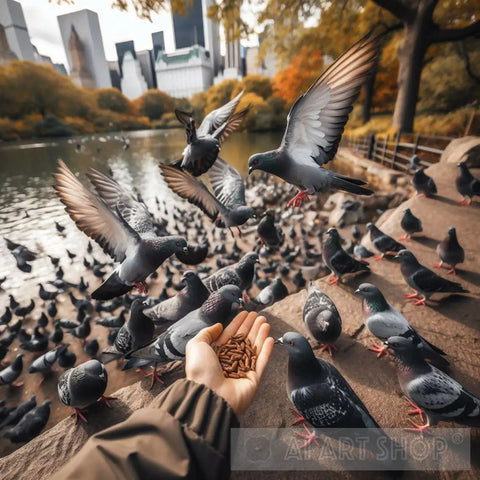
left=151, top=378, right=239, bottom=455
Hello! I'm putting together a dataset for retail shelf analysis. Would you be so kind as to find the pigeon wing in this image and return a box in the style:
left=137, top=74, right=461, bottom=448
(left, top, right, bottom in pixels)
left=280, top=34, right=378, bottom=166
left=53, top=160, right=139, bottom=263
left=410, top=267, right=464, bottom=294
left=208, top=158, right=246, bottom=208
left=213, top=106, right=250, bottom=143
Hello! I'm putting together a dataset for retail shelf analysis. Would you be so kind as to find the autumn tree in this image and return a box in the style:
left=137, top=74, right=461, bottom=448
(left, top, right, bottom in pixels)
left=96, top=88, right=132, bottom=114
left=134, top=89, right=174, bottom=120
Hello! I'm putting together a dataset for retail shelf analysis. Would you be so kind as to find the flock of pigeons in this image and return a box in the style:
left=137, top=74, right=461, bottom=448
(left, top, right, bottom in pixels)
left=0, top=32, right=479, bottom=464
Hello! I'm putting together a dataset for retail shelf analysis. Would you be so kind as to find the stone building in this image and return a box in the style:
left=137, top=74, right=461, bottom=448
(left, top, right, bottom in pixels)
left=67, top=26, right=95, bottom=88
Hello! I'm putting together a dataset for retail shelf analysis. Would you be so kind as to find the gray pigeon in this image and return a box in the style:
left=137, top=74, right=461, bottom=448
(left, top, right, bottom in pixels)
left=366, top=222, right=405, bottom=260
left=456, top=161, right=480, bottom=205
left=354, top=283, right=448, bottom=368
left=57, top=359, right=111, bottom=424
left=323, top=228, right=369, bottom=285
left=4, top=400, right=51, bottom=443
left=204, top=252, right=260, bottom=293
left=386, top=335, right=480, bottom=432
left=160, top=158, right=256, bottom=236
left=412, top=168, right=437, bottom=197
left=123, top=285, right=243, bottom=387
left=101, top=298, right=155, bottom=364
left=28, top=344, right=70, bottom=377
left=174, top=90, right=248, bottom=176
left=399, top=208, right=422, bottom=241
left=253, top=276, right=288, bottom=308
left=0, top=354, right=23, bottom=387
left=395, top=249, right=469, bottom=306
left=303, top=282, right=342, bottom=356
left=257, top=210, right=284, bottom=248
left=435, top=226, right=464, bottom=275
left=53, top=160, right=188, bottom=300
left=248, top=34, right=378, bottom=208
left=0, top=395, right=36, bottom=429
left=143, top=270, right=209, bottom=329
left=353, top=244, right=374, bottom=259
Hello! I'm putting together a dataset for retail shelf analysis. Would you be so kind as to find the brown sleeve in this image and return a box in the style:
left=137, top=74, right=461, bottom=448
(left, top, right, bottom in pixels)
left=50, top=379, right=239, bottom=480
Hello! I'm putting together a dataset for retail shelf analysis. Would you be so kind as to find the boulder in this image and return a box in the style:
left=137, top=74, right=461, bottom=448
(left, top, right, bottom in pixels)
left=440, top=136, right=480, bottom=166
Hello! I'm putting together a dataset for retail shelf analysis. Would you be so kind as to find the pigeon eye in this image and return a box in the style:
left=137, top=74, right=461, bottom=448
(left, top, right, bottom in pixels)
left=289, top=341, right=294, bottom=346
left=176, top=242, right=180, bottom=246
left=253, top=159, right=258, bottom=165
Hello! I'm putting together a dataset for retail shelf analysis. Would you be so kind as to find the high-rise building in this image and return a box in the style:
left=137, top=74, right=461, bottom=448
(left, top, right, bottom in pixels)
left=136, top=49, right=156, bottom=89
left=120, top=50, right=147, bottom=100
left=0, top=22, right=16, bottom=66
left=151, top=31, right=165, bottom=63
left=0, top=0, right=35, bottom=61
left=108, top=60, right=121, bottom=90
left=57, top=9, right=111, bottom=88
left=67, top=25, right=95, bottom=88
left=115, top=40, right=135, bottom=76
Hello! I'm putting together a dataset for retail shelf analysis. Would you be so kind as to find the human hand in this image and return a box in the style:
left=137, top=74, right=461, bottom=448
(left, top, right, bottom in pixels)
left=185, top=311, right=274, bottom=416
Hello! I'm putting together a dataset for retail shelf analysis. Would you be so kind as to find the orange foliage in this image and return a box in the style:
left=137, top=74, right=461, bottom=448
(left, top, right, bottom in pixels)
left=272, top=47, right=324, bottom=105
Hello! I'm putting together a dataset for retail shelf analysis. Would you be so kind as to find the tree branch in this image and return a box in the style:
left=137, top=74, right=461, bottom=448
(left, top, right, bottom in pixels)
left=371, top=0, right=413, bottom=23
left=431, top=20, right=480, bottom=43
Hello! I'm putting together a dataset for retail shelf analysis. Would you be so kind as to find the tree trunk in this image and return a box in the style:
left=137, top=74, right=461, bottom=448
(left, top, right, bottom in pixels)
left=362, top=66, right=376, bottom=124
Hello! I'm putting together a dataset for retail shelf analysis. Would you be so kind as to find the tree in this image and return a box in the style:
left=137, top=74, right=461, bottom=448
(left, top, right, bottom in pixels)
left=134, top=89, right=174, bottom=120
left=233, top=75, right=273, bottom=100
left=96, top=88, right=132, bottom=114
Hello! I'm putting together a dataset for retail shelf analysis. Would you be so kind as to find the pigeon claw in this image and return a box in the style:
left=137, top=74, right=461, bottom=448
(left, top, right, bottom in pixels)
left=99, top=395, right=116, bottom=408
left=373, top=254, right=385, bottom=261
left=434, top=262, right=443, bottom=269
left=328, top=275, right=339, bottom=286
left=134, top=282, right=148, bottom=295
left=447, top=268, right=456, bottom=275
left=405, top=397, right=425, bottom=423
left=413, top=297, right=426, bottom=306
left=406, top=419, right=431, bottom=436
left=404, top=292, right=419, bottom=299
left=319, top=343, right=337, bottom=357
left=291, top=407, right=305, bottom=425
left=72, top=408, right=88, bottom=425
left=144, top=366, right=164, bottom=389
left=296, top=423, right=319, bottom=448
left=287, top=190, right=310, bottom=209
left=368, top=341, right=391, bottom=359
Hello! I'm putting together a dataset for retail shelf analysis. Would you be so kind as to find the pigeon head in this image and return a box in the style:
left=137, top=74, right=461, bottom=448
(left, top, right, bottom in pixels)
left=366, top=222, right=374, bottom=231
left=403, top=208, right=411, bottom=214
left=82, top=359, right=107, bottom=382
left=239, top=252, right=260, bottom=267
left=326, top=227, right=340, bottom=239
left=231, top=206, right=257, bottom=225
left=172, top=237, right=188, bottom=254
left=457, top=161, right=467, bottom=170
left=408, top=154, right=420, bottom=171
left=393, top=249, right=415, bottom=262
left=201, top=285, right=244, bottom=321
left=385, top=334, right=424, bottom=363
left=276, top=332, right=316, bottom=359
left=354, top=283, right=389, bottom=312
left=248, top=150, right=277, bottom=175
left=447, top=226, right=457, bottom=237
left=354, top=283, right=381, bottom=299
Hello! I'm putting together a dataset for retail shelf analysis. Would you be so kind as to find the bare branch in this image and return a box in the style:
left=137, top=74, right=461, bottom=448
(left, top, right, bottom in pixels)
left=370, top=0, right=413, bottom=23
left=431, top=20, right=480, bottom=43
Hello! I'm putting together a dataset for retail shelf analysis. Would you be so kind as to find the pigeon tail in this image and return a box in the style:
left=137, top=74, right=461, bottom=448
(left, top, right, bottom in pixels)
left=329, top=173, right=374, bottom=196
left=101, top=348, right=124, bottom=364
left=122, top=357, right=151, bottom=371
left=92, top=270, right=132, bottom=300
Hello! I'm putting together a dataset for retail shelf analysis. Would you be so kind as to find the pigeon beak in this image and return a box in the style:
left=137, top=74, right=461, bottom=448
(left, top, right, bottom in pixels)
left=248, top=166, right=254, bottom=175
left=183, top=247, right=188, bottom=253
left=354, top=288, right=361, bottom=296
left=274, top=337, right=283, bottom=345
left=393, top=254, right=400, bottom=260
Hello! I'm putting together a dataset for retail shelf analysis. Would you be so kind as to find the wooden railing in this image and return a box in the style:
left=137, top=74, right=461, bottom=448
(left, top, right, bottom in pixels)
left=341, top=132, right=456, bottom=172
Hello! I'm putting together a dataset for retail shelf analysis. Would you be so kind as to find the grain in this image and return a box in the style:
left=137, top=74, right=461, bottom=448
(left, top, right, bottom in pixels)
left=214, top=334, right=257, bottom=379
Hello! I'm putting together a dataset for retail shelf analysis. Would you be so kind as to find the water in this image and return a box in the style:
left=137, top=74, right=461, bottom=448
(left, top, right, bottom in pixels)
left=0, top=129, right=282, bottom=303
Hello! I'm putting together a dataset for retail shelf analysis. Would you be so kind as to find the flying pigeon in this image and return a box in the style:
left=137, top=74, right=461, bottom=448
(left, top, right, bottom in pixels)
left=57, top=359, right=112, bottom=423
left=257, top=210, right=284, bottom=248
left=395, top=249, right=469, bottom=306
left=412, top=168, right=437, bottom=197
left=252, top=276, right=288, bottom=308
left=323, top=228, right=369, bottom=285
left=366, top=223, right=405, bottom=260
left=456, top=161, right=480, bottom=206
left=160, top=158, right=256, bottom=236
left=354, top=283, right=448, bottom=368
left=385, top=335, right=480, bottom=433
left=399, top=208, right=422, bottom=241
left=303, top=282, right=342, bottom=356
left=4, top=400, right=51, bottom=443
left=435, top=226, right=464, bottom=275
left=174, top=90, right=248, bottom=176
left=0, top=354, right=24, bottom=387
left=248, top=34, right=378, bottom=208
left=123, top=285, right=243, bottom=386
left=53, top=160, right=188, bottom=299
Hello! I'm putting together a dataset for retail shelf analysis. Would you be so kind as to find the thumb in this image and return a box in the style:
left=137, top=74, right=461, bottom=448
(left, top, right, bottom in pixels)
left=192, top=323, right=223, bottom=345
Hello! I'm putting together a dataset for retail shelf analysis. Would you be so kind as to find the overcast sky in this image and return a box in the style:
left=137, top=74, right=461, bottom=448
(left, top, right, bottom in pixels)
left=18, top=0, right=177, bottom=65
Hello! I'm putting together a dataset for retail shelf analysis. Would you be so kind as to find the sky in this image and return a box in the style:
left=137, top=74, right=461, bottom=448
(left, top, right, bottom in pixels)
left=17, top=0, right=177, bottom=65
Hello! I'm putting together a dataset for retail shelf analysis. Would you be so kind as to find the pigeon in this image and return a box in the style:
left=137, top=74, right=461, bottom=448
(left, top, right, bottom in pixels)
left=293, top=269, right=306, bottom=290
left=399, top=208, right=422, bottom=241
left=395, top=249, right=469, bottom=306
left=4, top=400, right=51, bottom=443
left=0, top=354, right=24, bottom=387
left=366, top=223, right=405, bottom=260
left=323, top=228, right=369, bottom=285
left=28, top=344, right=70, bottom=376
left=252, top=277, right=288, bottom=308
left=385, top=335, right=480, bottom=432
left=160, top=158, right=256, bottom=236
left=95, top=311, right=126, bottom=328
left=37, top=312, right=49, bottom=329
left=13, top=299, right=35, bottom=319
left=0, top=306, right=12, bottom=325
left=84, top=338, right=99, bottom=358
left=144, top=270, right=209, bottom=329
left=47, top=300, right=57, bottom=318
left=303, top=282, right=342, bottom=356
left=353, top=244, right=374, bottom=259
left=101, top=298, right=155, bottom=363
left=53, top=160, right=188, bottom=300
left=354, top=283, right=448, bottom=367
left=0, top=395, right=36, bottom=429
left=174, top=90, right=247, bottom=176
left=49, top=323, right=64, bottom=344
left=204, top=252, right=259, bottom=293
left=55, top=221, right=66, bottom=233
left=58, top=349, right=77, bottom=369
left=408, top=154, right=420, bottom=171
left=39, top=283, right=61, bottom=301
left=175, top=240, right=209, bottom=265
left=20, top=326, right=48, bottom=352
left=456, top=161, right=480, bottom=206
left=435, top=226, right=465, bottom=275
left=57, top=359, right=111, bottom=423
left=412, top=168, right=437, bottom=197
left=248, top=34, right=378, bottom=208
left=69, top=317, right=91, bottom=344
left=9, top=294, right=19, bottom=310
left=123, top=285, right=243, bottom=385
left=257, top=210, right=284, bottom=248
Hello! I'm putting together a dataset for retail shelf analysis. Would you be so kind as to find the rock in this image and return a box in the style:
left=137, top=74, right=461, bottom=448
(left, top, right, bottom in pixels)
left=440, top=136, right=480, bottom=166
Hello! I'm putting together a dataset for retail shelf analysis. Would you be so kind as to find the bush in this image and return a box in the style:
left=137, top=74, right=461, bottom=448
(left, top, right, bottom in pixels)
left=189, top=91, right=207, bottom=120
left=96, top=88, right=132, bottom=114
left=135, top=89, right=174, bottom=120
left=233, top=75, right=273, bottom=100
left=34, top=114, right=74, bottom=137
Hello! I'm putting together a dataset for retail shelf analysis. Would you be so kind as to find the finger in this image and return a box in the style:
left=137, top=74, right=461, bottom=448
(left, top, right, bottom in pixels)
left=217, top=310, right=249, bottom=344
left=236, top=311, right=261, bottom=339
left=255, top=336, right=274, bottom=379
left=191, top=323, right=223, bottom=346
left=247, top=315, right=266, bottom=346
left=253, top=322, right=270, bottom=353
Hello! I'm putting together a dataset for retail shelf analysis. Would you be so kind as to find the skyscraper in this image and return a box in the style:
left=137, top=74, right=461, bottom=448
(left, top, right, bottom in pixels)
left=57, top=9, right=111, bottom=88
left=115, top=40, right=135, bottom=76
left=67, top=26, right=95, bottom=88
left=151, top=31, right=165, bottom=63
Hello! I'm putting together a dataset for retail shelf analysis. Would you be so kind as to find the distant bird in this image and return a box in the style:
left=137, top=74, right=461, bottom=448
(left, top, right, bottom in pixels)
left=366, top=223, right=405, bottom=260
left=353, top=244, right=374, bottom=259
left=355, top=283, right=448, bottom=368
left=84, top=338, right=99, bottom=358
left=248, top=34, right=378, bottom=208
left=435, top=226, right=464, bottom=275
left=123, top=286, right=243, bottom=386
left=9, top=294, right=19, bottom=310
left=13, top=299, right=35, bottom=318
left=69, top=317, right=91, bottom=344
left=395, top=249, right=469, bottom=306
left=293, top=269, right=306, bottom=290
left=456, top=161, right=480, bottom=206
left=95, top=311, right=126, bottom=328
left=0, top=395, right=36, bottom=429
left=57, top=359, right=111, bottom=423
left=49, top=323, right=64, bottom=344
left=204, top=251, right=259, bottom=293
left=20, top=326, right=48, bottom=352
left=161, top=158, right=256, bottom=236
left=399, top=208, right=422, bottom=241
left=28, top=344, right=70, bottom=378
left=323, top=228, right=369, bottom=285
left=412, top=168, right=437, bottom=197
left=0, top=307, right=12, bottom=325
left=4, top=400, right=51, bottom=443
left=257, top=210, right=284, bottom=248
left=386, top=335, right=480, bottom=432
left=352, top=225, right=361, bottom=242
left=175, top=240, right=209, bottom=265
left=174, top=90, right=247, bottom=176
left=0, top=354, right=24, bottom=387
left=408, top=154, right=420, bottom=171
left=53, top=160, right=188, bottom=299
left=47, top=300, right=57, bottom=318
left=253, top=277, right=288, bottom=308
left=58, top=349, right=76, bottom=369
left=303, top=283, right=342, bottom=356
left=37, top=312, right=49, bottom=329
left=39, top=283, right=61, bottom=301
